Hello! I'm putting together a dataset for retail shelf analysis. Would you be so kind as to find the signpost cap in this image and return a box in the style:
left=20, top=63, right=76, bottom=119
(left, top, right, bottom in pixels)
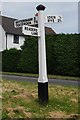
left=36, top=4, right=46, bottom=11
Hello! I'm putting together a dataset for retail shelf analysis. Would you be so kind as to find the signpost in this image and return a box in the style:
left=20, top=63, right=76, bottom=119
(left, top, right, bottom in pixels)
left=14, top=15, right=62, bottom=28
left=14, top=4, right=63, bottom=104
left=36, top=5, right=48, bottom=104
left=22, top=25, right=40, bottom=37
left=46, top=15, right=63, bottom=23
left=14, top=17, right=38, bottom=28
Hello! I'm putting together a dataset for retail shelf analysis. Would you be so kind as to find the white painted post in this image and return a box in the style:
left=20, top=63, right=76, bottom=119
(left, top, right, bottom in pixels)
left=36, top=4, right=48, bottom=104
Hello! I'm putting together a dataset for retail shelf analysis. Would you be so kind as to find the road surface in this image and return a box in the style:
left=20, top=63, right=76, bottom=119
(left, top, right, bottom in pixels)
left=1, top=74, right=79, bottom=86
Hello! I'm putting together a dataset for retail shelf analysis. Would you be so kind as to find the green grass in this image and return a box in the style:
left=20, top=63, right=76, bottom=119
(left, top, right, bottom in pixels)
left=1, top=71, right=79, bottom=81
left=2, top=79, right=80, bottom=119
left=0, top=81, right=2, bottom=119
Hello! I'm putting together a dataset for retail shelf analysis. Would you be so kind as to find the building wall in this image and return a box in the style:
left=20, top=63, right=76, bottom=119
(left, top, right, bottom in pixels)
left=7, top=34, right=25, bottom=50
left=0, top=25, right=6, bottom=51
left=0, top=26, right=25, bottom=51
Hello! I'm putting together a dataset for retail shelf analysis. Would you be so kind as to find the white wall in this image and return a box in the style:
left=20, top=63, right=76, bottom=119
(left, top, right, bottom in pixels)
left=0, top=25, right=6, bottom=51
left=0, top=26, right=25, bottom=51
left=7, top=34, right=25, bottom=50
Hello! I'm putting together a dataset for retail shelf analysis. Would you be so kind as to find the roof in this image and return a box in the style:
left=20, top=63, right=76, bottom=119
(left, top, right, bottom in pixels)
left=0, top=16, right=23, bottom=36
left=0, top=16, right=56, bottom=35
left=45, top=26, right=56, bottom=35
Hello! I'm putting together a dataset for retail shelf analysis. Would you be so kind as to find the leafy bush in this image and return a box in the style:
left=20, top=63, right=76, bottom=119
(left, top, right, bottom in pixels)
left=18, top=36, right=38, bottom=73
left=46, top=35, right=58, bottom=74
left=19, top=34, right=79, bottom=76
left=2, top=48, right=21, bottom=72
left=2, top=34, right=80, bottom=77
left=53, top=34, right=79, bottom=76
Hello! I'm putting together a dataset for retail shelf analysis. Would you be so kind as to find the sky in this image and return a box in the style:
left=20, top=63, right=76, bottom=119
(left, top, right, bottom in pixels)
left=0, top=1, right=79, bottom=34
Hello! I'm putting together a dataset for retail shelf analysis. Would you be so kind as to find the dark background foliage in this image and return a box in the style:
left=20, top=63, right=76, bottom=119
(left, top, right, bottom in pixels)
left=2, top=48, right=21, bottom=72
left=2, top=34, right=80, bottom=77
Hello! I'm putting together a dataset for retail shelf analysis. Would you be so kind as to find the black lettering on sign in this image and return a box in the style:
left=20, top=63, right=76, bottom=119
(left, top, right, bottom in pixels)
left=25, top=27, right=38, bottom=32
left=47, top=16, right=56, bottom=22
left=25, top=27, right=28, bottom=30
left=57, top=16, right=62, bottom=22
left=34, top=17, right=38, bottom=24
left=15, top=18, right=33, bottom=27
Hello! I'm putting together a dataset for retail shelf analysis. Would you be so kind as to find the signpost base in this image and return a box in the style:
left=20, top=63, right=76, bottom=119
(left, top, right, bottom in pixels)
left=38, top=82, right=48, bottom=104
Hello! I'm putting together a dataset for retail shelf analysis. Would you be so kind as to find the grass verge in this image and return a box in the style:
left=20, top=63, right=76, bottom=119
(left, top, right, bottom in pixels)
left=1, top=71, right=79, bottom=81
left=0, top=80, right=2, bottom=120
left=2, top=79, right=80, bottom=119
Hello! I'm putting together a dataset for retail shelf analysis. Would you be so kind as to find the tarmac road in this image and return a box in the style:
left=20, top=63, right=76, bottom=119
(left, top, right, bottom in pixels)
left=1, top=74, right=79, bottom=86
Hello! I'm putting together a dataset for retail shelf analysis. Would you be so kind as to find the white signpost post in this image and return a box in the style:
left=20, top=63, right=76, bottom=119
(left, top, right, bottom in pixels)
left=14, top=4, right=63, bottom=104
left=36, top=5, right=49, bottom=104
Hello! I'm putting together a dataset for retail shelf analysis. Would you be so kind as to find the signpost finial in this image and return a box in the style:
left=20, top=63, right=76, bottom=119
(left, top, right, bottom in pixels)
left=36, top=4, right=46, bottom=11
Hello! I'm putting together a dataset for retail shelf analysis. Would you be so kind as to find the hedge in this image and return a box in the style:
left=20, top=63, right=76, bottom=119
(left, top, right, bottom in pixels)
left=2, top=48, right=21, bottom=72
left=18, top=36, right=38, bottom=73
left=46, top=34, right=79, bottom=76
left=2, top=34, right=80, bottom=77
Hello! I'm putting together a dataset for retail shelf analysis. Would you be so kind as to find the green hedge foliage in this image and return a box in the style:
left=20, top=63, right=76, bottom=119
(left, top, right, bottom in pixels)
left=46, top=34, right=79, bottom=76
left=2, top=34, right=80, bottom=77
left=2, top=48, right=21, bottom=72
left=18, top=36, right=38, bottom=73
